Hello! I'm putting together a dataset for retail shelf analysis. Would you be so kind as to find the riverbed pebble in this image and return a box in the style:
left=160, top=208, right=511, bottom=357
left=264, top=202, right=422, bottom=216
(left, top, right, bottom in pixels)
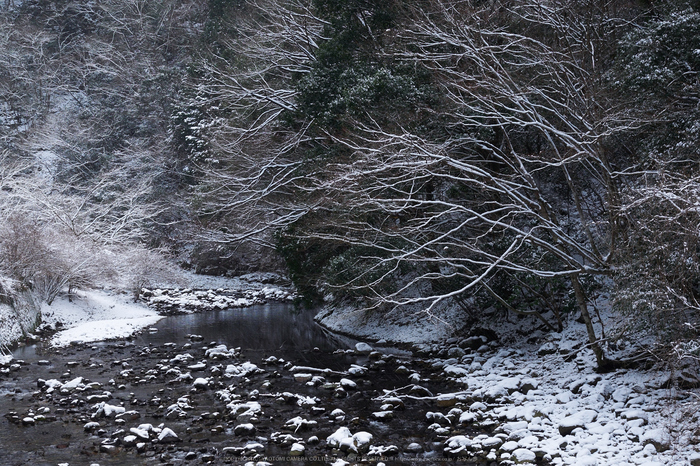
left=234, top=423, right=256, bottom=436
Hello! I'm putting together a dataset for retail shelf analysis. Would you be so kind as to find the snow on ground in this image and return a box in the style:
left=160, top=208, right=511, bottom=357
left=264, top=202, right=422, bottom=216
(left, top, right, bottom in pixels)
left=320, top=299, right=700, bottom=465
left=417, top=344, right=697, bottom=466
left=142, top=271, right=295, bottom=314
left=315, top=300, right=465, bottom=343
left=41, top=289, right=162, bottom=347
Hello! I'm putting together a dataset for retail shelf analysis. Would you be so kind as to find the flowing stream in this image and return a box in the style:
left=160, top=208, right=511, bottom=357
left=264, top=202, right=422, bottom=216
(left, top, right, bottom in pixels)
left=0, top=301, right=469, bottom=466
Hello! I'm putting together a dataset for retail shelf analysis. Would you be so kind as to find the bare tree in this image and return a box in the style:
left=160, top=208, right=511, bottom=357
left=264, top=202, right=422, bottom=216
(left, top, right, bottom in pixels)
left=189, top=0, right=643, bottom=369
left=0, top=0, right=197, bottom=302
left=179, top=0, right=327, bottom=247
left=318, top=2, right=640, bottom=369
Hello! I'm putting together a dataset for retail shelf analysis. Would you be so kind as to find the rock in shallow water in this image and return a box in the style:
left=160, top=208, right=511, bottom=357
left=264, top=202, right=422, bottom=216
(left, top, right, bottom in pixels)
left=326, top=427, right=352, bottom=448
left=290, top=442, right=305, bottom=456
left=355, top=342, right=373, bottom=354
left=157, top=427, right=180, bottom=443
left=234, top=423, right=256, bottom=436
left=192, top=377, right=209, bottom=388
left=405, top=442, right=423, bottom=453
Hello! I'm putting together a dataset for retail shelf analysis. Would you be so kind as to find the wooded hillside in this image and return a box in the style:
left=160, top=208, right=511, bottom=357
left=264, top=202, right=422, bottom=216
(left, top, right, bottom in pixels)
left=2, top=0, right=700, bottom=368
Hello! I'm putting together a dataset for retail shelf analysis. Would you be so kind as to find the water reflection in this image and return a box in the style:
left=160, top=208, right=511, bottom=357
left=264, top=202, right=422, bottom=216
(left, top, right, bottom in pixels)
left=135, top=303, right=355, bottom=365
left=13, top=303, right=354, bottom=365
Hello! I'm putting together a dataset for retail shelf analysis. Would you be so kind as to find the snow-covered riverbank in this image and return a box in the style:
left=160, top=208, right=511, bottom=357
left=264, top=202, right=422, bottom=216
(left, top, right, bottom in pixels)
left=26, top=272, right=295, bottom=347
left=401, top=338, right=699, bottom=466
left=40, top=289, right=163, bottom=347
left=316, top=303, right=700, bottom=465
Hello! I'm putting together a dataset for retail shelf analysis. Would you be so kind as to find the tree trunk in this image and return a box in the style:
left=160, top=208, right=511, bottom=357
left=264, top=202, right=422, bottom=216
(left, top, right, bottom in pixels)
left=570, top=273, right=615, bottom=371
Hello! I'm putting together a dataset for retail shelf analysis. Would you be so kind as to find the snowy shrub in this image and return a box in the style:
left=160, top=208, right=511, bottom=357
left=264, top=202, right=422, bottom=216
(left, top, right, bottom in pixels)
left=111, top=246, right=182, bottom=301
left=0, top=216, right=98, bottom=303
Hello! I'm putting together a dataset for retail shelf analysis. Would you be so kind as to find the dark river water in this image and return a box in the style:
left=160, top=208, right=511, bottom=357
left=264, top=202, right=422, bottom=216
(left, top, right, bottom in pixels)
left=134, top=303, right=358, bottom=367
left=0, top=303, right=456, bottom=466
left=13, top=302, right=354, bottom=361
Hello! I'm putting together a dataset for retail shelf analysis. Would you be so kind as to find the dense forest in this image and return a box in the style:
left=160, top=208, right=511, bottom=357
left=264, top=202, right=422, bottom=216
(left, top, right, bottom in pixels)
left=1, top=0, right=700, bottom=370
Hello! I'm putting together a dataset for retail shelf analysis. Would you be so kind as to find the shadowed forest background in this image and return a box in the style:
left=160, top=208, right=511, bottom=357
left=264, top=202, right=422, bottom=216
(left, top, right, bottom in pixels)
left=2, top=0, right=700, bottom=370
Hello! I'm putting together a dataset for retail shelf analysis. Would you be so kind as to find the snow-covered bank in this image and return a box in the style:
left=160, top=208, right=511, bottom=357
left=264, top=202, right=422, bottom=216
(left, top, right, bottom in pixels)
left=0, top=277, right=41, bottom=350
left=151, top=270, right=290, bottom=290
left=315, top=301, right=464, bottom=343
left=142, top=286, right=294, bottom=313
left=41, top=289, right=162, bottom=347
left=318, top=303, right=700, bottom=464
left=405, top=341, right=699, bottom=466
left=36, top=273, right=295, bottom=347
left=142, top=271, right=296, bottom=314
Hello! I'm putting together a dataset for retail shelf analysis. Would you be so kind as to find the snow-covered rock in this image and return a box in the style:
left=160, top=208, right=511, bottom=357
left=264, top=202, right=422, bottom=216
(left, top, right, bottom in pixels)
left=192, top=377, right=209, bottom=388
left=157, top=427, right=180, bottom=443
left=444, top=435, right=471, bottom=456
left=352, top=431, right=373, bottom=453
left=558, top=409, right=598, bottom=435
left=293, top=373, right=313, bottom=382
left=61, top=376, right=84, bottom=391
left=640, top=428, right=670, bottom=452
left=130, top=427, right=150, bottom=440
left=234, top=423, right=256, bottom=436
left=355, top=342, right=373, bottom=354
left=290, top=443, right=305, bottom=456
left=512, top=448, right=536, bottom=463
left=284, top=416, right=317, bottom=432
left=537, top=342, right=558, bottom=356
left=226, top=401, right=262, bottom=422
left=690, top=452, right=700, bottom=466
left=339, top=378, right=357, bottom=389
left=205, top=344, right=239, bottom=359
left=225, top=362, right=261, bottom=377
left=93, top=402, right=125, bottom=419
left=326, top=427, right=352, bottom=448
left=620, top=408, right=649, bottom=425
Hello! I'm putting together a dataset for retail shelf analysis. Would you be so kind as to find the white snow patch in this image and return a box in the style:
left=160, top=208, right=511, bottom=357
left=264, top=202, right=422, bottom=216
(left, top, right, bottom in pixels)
left=44, top=289, right=162, bottom=347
